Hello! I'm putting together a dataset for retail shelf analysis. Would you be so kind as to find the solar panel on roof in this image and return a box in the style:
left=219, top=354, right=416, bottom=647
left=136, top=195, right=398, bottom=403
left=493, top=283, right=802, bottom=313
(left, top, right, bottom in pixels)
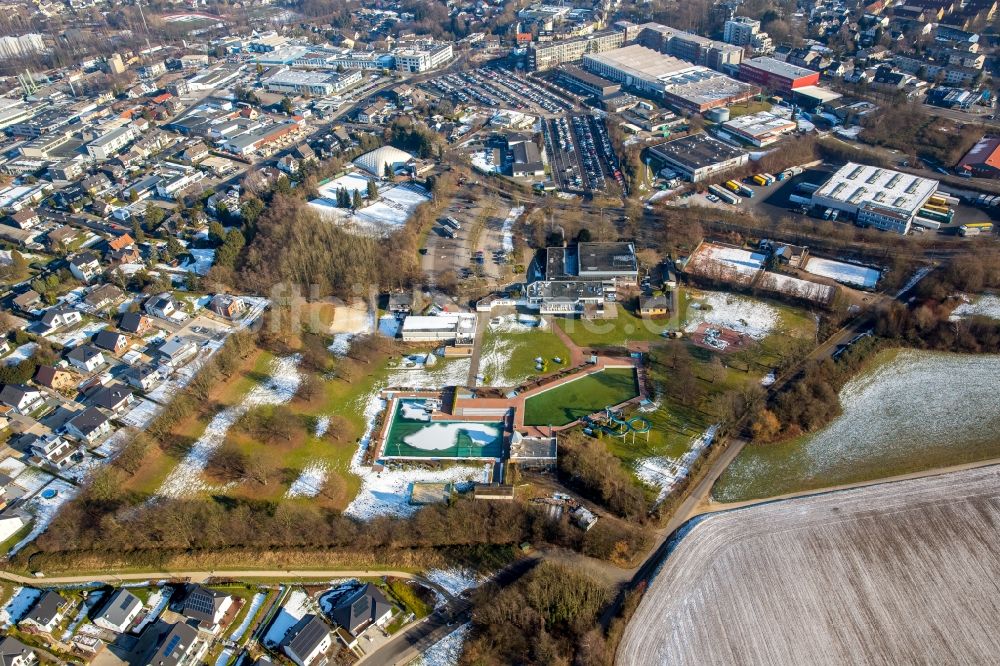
left=164, top=635, right=182, bottom=655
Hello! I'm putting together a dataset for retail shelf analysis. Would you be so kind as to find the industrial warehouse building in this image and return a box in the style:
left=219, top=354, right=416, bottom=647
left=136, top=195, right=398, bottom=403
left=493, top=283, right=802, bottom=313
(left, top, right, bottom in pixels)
left=264, top=69, right=362, bottom=95
left=738, top=56, right=819, bottom=94
left=583, top=45, right=757, bottom=112
left=811, top=163, right=939, bottom=235
left=556, top=64, right=622, bottom=97
left=957, top=136, right=1000, bottom=177
left=401, top=313, right=478, bottom=345
left=721, top=110, right=798, bottom=146
left=646, top=133, right=748, bottom=182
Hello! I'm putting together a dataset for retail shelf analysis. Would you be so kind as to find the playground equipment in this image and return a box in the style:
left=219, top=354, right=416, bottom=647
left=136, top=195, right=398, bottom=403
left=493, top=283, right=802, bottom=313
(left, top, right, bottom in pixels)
left=585, top=407, right=652, bottom=444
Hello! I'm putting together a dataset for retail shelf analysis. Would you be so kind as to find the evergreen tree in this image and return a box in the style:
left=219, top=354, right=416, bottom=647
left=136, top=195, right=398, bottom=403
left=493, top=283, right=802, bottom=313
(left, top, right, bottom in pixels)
left=352, top=189, right=363, bottom=209
left=366, top=179, right=378, bottom=199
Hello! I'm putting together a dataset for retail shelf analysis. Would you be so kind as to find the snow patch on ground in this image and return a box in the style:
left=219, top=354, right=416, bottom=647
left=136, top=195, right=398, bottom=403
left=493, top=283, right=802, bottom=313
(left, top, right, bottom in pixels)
left=229, top=592, right=265, bottom=642
left=424, top=569, right=481, bottom=598
left=950, top=294, right=1000, bottom=321
left=501, top=206, right=523, bottom=254
left=314, top=416, right=330, bottom=437
left=155, top=355, right=301, bottom=498
left=684, top=292, right=779, bottom=340
left=328, top=308, right=376, bottom=357
left=0, top=587, right=42, bottom=627
left=285, top=462, right=328, bottom=498
left=10, top=479, right=78, bottom=555
left=635, top=425, right=718, bottom=506
left=2, top=342, right=36, bottom=365
left=804, top=257, right=880, bottom=288
left=264, top=590, right=310, bottom=648
left=700, top=245, right=765, bottom=277
left=411, top=623, right=471, bottom=666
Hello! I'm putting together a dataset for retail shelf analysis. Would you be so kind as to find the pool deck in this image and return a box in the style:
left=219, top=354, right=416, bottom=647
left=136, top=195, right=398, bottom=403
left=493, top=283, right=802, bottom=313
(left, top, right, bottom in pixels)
left=373, top=355, right=648, bottom=461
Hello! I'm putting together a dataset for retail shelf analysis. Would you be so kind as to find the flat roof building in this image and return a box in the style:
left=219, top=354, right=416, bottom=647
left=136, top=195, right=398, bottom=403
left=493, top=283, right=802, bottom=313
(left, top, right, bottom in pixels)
left=264, top=69, right=362, bottom=95
left=721, top=110, right=798, bottom=146
left=738, top=56, right=820, bottom=93
left=401, top=313, right=477, bottom=345
left=556, top=64, right=621, bottom=97
left=646, top=133, right=748, bottom=182
left=811, top=162, right=939, bottom=234
left=529, top=29, right=625, bottom=70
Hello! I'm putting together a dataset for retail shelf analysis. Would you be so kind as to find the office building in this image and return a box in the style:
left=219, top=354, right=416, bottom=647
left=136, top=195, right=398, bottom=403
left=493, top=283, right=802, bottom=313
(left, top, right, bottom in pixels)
left=529, top=29, right=625, bottom=70
left=738, top=56, right=819, bottom=93
left=646, top=133, right=748, bottom=182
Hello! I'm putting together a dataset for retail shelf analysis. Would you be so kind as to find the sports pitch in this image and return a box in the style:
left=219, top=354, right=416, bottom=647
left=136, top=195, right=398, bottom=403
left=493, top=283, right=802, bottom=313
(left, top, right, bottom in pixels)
left=523, top=367, right=639, bottom=427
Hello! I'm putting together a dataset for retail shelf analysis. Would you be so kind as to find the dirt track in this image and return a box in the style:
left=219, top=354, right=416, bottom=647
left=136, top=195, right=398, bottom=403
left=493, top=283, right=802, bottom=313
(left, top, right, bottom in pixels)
left=617, top=464, right=1000, bottom=665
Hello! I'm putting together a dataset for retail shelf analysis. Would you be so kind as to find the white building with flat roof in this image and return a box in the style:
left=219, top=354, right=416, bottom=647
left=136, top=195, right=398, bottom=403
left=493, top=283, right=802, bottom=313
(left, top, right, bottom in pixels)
left=811, top=163, right=938, bottom=234
left=401, top=313, right=477, bottom=345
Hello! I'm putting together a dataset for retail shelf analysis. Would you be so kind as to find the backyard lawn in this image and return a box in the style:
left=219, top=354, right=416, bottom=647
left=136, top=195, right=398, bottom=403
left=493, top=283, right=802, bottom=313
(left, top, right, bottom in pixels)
left=523, top=367, right=639, bottom=426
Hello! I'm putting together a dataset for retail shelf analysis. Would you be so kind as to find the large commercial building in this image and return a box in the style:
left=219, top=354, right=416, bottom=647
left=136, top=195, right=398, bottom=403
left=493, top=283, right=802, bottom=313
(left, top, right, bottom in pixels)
left=394, top=43, right=453, bottom=72
left=529, top=29, right=625, bottom=70
left=634, top=23, right=744, bottom=71
left=721, top=110, right=797, bottom=146
left=0, top=34, right=45, bottom=60
left=263, top=69, right=362, bottom=95
left=401, top=313, right=477, bottom=345
left=646, top=133, right=748, bottom=182
left=738, top=57, right=819, bottom=93
left=583, top=45, right=756, bottom=111
left=527, top=242, right=638, bottom=315
left=811, top=163, right=939, bottom=235
left=556, top=64, right=622, bottom=97
left=724, top=17, right=760, bottom=46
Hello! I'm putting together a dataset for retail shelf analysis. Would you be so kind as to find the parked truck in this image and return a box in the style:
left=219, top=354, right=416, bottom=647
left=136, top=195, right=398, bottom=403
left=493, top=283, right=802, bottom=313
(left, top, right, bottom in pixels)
left=761, top=173, right=776, bottom=185
left=724, top=180, right=741, bottom=193
left=960, top=222, right=994, bottom=236
left=443, top=216, right=462, bottom=230
left=917, top=207, right=954, bottom=223
left=736, top=182, right=755, bottom=198
left=752, top=174, right=768, bottom=186
left=709, top=184, right=740, bottom=204
left=777, top=166, right=804, bottom=181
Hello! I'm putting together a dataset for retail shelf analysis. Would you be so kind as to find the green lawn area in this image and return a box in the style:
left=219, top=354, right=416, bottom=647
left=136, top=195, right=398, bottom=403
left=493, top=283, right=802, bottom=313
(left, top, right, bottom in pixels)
left=523, top=367, right=639, bottom=426
left=725, top=98, right=772, bottom=118
left=479, top=324, right=570, bottom=386
left=555, top=302, right=671, bottom=348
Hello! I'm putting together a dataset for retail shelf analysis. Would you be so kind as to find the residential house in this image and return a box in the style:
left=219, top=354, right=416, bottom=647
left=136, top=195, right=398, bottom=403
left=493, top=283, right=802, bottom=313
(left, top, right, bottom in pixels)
left=357, top=99, right=390, bottom=124
left=65, top=406, right=111, bottom=444
left=0, top=636, right=36, bottom=666
left=66, top=345, right=105, bottom=373
left=93, top=330, right=129, bottom=355
left=181, top=585, right=234, bottom=632
left=93, top=588, right=142, bottom=633
left=86, top=383, right=133, bottom=414
left=34, top=365, right=77, bottom=393
left=276, top=154, right=300, bottom=174
left=145, top=292, right=178, bottom=319
left=638, top=294, right=669, bottom=316
left=38, top=306, right=82, bottom=333
left=125, top=363, right=161, bottom=392
left=107, top=245, right=142, bottom=266
left=19, top=591, right=65, bottom=634
left=107, top=233, right=135, bottom=253
left=29, top=433, right=77, bottom=470
left=157, top=337, right=198, bottom=366
left=388, top=291, right=413, bottom=315
left=180, top=141, right=210, bottom=164
left=69, top=252, right=102, bottom=282
left=0, top=339, right=8, bottom=356
left=84, top=284, right=123, bottom=311
left=146, top=622, right=207, bottom=666
left=45, top=225, right=79, bottom=250
left=0, top=384, right=43, bottom=415
left=119, top=312, right=153, bottom=335
left=208, top=294, right=245, bottom=319
left=12, top=290, right=41, bottom=314
left=282, top=615, right=333, bottom=666
left=7, top=209, right=39, bottom=229
left=330, top=584, right=393, bottom=637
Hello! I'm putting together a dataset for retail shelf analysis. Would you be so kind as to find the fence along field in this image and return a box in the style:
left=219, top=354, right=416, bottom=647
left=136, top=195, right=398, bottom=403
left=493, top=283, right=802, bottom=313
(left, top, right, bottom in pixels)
left=617, top=465, right=1000, bottom=666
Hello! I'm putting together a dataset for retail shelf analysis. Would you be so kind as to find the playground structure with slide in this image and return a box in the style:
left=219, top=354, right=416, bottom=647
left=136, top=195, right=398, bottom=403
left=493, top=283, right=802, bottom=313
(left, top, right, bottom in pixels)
left=584, top=407, right=652, bottom=444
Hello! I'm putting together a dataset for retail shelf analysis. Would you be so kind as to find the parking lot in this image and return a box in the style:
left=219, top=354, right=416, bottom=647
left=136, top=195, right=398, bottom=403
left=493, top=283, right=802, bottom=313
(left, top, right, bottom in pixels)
left=422, top=67, right=576, bottom=116
left=542, top=113, right=625, bottom=194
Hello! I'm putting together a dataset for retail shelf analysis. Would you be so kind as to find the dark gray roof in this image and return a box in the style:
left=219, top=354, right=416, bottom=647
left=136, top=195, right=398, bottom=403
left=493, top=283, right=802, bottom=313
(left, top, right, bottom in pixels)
left=93, top=330, right=125, bottom=351
left=150, top=622, right=199, bottom=666
left=86, top=384, right=132, bottom=410
left=24, top=590, right=63, bottom=626
left=67, top=344, right=103, bottom=364
left=330, top=583, right=391, bottom=635
left=94, top=588, right=141, bottom=628
left=40, top=307, right=77, bottom=327
left=119, top=312, right=149, bottom=333
left=285, top=614, right=331, bottom=658
left=0, top=636, right=34, bottom=666
left=181, top=585, right=229, bottom=626
left=0, top=384, right=38, bottom=407
left=67, top=407, right=109, bottom=436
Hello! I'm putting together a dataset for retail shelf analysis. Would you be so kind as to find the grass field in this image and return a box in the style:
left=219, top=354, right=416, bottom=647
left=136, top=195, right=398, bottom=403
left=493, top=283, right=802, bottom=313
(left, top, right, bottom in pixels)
left=713, top=349, right=1000, bottom=503
left=478, top=324, right=570, bottom=386
left=555, top=302, right=671, bottom=348
left=523, top=367, right=638, bottom=426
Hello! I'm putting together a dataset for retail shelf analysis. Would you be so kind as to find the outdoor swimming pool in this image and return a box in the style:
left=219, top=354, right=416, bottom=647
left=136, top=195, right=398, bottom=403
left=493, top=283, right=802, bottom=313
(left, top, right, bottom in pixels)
left=381, top=399, right=504, bottom=459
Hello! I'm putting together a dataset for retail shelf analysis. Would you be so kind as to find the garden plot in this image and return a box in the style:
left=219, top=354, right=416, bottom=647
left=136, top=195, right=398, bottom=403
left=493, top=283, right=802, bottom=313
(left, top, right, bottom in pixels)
left=413, top=623, right=471, bottom=666
left=2, top=342, right=36, bottom=364
left=47, top=320, right=109, bottom=348
left=0, top=587, right=42, bottom=627
left=229, top=592, right=265, bottom=642
left=950, top=294, right=1000, bottom=321
left=714, top=350, right=1000, bottom=503
left=683, top=291, right=779, bottom=340
left=155, top=355, right=302, bottom=498
left=804, top=257, right=880, bottom=288
left=10, top=478, right=77, bottom=555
